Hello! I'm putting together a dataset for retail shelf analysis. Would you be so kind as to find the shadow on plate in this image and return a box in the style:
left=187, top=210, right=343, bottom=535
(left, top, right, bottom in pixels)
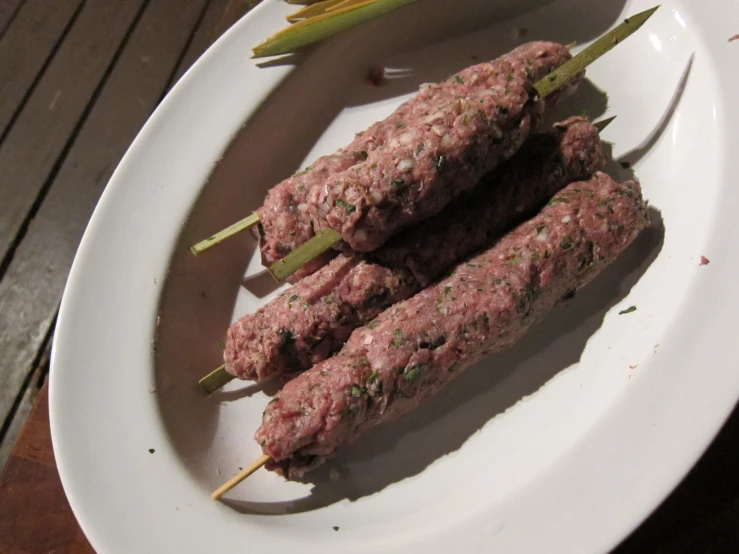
left=153, top=0, right=639, bottom=498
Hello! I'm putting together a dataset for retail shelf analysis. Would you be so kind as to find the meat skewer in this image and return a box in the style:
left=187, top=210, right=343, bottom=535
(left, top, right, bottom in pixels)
left=190, top=40, right=579, bottom=282
left=268, top=6, right=658, bottom=282
left=210, top=116, right=608, bottom=392
left=211, top=171, right=650, bottom=498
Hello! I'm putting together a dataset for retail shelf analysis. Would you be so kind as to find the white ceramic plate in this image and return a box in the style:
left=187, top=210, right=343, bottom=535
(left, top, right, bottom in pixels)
left=50, top=0, right=739, bottom=551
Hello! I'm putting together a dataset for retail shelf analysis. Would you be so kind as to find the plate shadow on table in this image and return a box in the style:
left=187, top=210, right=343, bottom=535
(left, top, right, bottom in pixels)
left=154, top=0, right=629, bottom=495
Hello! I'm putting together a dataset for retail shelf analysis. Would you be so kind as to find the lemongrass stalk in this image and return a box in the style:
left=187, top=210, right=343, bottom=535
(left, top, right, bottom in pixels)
left=254, top=0, right=423, bottom=58
left=287, top=0, right=347, bottom=22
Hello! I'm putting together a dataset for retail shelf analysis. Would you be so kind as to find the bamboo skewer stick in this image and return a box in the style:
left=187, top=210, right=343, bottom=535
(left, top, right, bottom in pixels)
left=198, top=117, right=616, bottom=392
left=190, top=213, right=259, bottom=255
left=265, top=6, right=658, bottom=282
left=212, top=455, right=270, bottom=500
left=268, top=227, right=341, bottom=281
left=199, top=364, right=234, bottom=394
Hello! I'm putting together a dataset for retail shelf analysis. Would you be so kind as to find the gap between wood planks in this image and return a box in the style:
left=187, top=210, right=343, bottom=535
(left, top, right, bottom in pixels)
left=0, top=0, right=85, bottom=143
left=0, top=0, right=255, bottom=468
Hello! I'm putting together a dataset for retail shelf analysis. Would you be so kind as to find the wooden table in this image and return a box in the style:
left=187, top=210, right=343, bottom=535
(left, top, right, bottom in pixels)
left=0, top=1, right=737, bottom=552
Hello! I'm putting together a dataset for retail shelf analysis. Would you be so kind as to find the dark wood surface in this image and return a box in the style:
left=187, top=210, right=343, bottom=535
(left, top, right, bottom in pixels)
left=0, top=1, right=736, bottom=552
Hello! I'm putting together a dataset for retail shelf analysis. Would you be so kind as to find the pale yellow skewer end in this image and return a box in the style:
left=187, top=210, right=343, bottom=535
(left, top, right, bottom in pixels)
left=212, top=455, right=271, bottom=500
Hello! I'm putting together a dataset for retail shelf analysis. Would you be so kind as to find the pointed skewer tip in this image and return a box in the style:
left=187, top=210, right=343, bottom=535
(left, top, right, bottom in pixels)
left=594, top=115, right=617, bottom=131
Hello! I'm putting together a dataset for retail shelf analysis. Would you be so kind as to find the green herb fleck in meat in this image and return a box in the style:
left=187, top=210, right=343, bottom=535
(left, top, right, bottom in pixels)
left=367, top=371, right=379, bottom=384
left=506, top=73, right=513, bottom=82
left=454, top=75, right=464, bottom=84
left=444, top=286, right=452, bottom=297
left=295, top=166, right=311, bottom=177
left=288, top=294, right=299, bottom=306
left=392, top=177, right=406, bottom=187
left=351, top=385, right=364, bottom=397
left=366, top=320, right=380, bottom=329
left=416, top=142, right=425, bottom=155
left=360, top=150, right=368, bottom=159
left=397, top=121, right=406, bottom=129
left=436, top=155, right=446, bottom=171
left=497, top=106, right=509, bottom=115
left=403, top=364, right=426, bottom=382
left=549, top=196, right=570, bottom=206
left=560, top=237, right=573, bottom=250
left=335, top=198, right=356, bottom=214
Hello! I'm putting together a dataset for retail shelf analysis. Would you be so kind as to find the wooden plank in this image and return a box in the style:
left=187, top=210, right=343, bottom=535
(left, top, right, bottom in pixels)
left=0, top=383, right=95, bottom=554
left=0, top=0, right=209, bottom=435
left=171, top=0, right=241, bottom=85
left=0, top=0, right=147, bottom=272
left=0, top=0, right=25, bottom=40
left=0, top=0, right=83, bottom=141
left=0, top=335, right=51, bottom=471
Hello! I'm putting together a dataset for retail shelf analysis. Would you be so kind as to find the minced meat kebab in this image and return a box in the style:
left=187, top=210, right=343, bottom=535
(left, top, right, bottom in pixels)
left=255, top=173, right=650, bottom=478
left=226, top=116, right=605, bottom=382
left=255, top=41, right=580, bottom=279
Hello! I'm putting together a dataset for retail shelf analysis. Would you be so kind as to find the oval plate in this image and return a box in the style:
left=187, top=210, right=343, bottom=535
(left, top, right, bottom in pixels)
left=51, top=0, right=739, bottom=552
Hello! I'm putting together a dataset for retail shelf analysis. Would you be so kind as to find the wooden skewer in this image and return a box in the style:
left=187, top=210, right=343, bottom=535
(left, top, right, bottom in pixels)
left=212, top=455, right=270, bottom=500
